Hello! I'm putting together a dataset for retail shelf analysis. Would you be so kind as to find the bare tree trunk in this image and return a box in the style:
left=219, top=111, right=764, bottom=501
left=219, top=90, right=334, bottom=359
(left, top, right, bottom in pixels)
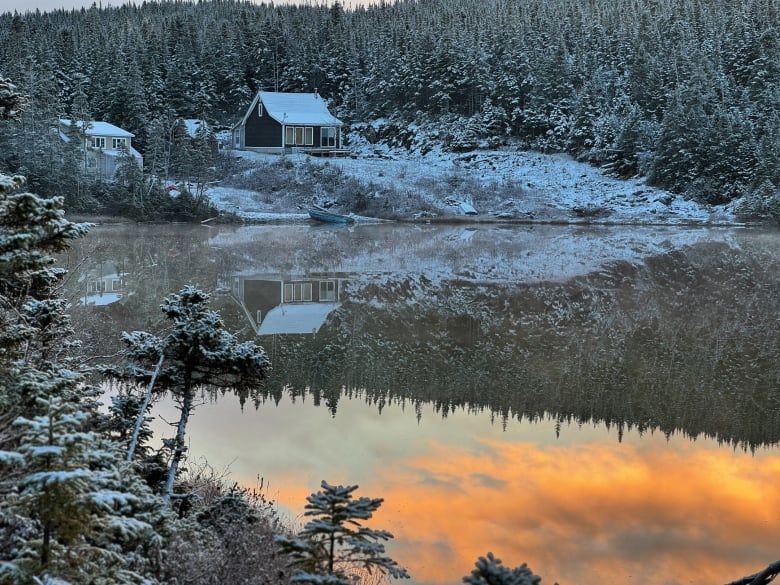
left=126, top=353, right=164, bottom=462
left=726, top=561, right=780, bottom=585
left=162, top=383, right=193, bottom=504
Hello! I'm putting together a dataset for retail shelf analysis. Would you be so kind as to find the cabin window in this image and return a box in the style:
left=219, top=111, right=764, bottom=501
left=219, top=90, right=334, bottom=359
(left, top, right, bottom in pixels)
left=320, top=280, right=336, bottom=301
left=112, top=138, right=126, bottom=149
left=88, top=280, right=106, bottom=293
left=284, top=282, right=312, bottom=302
left=321, top=127, right=337, bottom=147
left=91, top=136, right=106, bottom=149
left=111, top=279, right=122, bottom=291
left=285, top=126, right=314, bottom=146
left=257, top=102, right=263, bottom=117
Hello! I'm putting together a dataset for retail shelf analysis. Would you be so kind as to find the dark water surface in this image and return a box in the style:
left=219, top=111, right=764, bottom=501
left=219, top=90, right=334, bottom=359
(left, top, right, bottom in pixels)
left=62, top=222, right=780, bottom=585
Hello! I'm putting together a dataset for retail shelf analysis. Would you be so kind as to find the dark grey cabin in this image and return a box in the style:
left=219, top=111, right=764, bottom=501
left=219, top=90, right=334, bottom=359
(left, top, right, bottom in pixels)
left=231, top=91, right=346, bottom=155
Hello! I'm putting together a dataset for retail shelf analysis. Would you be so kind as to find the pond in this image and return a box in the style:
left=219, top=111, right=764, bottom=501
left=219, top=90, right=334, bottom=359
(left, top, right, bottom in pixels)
left=60, top=222, right=780, bottom=585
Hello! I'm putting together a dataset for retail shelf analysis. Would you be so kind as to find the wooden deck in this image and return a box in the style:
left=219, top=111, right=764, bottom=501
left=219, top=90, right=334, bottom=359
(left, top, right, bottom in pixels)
left=303, top=148, right=352, bottom=157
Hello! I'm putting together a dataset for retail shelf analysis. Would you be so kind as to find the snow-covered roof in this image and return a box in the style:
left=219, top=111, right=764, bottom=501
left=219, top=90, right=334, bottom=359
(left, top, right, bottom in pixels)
left=60, top=119, right=134, bottom=138
left=257, top=302, right=341, bottom=335
left=238, top=92, right=343, bottom=127
left=79, top=292, right=123, bottom=307
left=182, top=119, right=209, bottom=138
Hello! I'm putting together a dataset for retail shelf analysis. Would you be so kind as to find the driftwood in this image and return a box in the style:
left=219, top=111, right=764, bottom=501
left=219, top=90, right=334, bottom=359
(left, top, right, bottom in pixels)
left=725, top=561, right=780, bottom=585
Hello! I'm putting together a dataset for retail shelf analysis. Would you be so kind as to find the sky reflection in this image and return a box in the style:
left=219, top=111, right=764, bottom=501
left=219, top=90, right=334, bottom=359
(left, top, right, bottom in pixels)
left=151, top=393, right=780, bottom=585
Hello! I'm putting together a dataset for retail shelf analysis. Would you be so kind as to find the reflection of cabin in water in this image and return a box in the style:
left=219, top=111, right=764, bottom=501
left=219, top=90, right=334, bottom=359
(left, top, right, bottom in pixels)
left=230, top=273, right=346, bottom=335
left=78, top=261, right=127, bottom=306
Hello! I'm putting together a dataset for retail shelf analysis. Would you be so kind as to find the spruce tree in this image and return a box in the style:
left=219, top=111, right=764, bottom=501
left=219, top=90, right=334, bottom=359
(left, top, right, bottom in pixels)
left=276, top=480, right=409, bottom=585
left=104, top=286, right=271, bottom=503
left=463, top=552, right=542, bottom=585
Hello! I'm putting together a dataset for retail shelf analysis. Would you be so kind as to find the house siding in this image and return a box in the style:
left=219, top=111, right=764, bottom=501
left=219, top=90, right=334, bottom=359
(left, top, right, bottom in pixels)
left=244, top=105, right=282, bottom=148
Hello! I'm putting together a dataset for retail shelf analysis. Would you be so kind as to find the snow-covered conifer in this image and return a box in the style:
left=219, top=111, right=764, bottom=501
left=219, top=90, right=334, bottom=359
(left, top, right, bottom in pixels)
left=0, top=393, right=164, bottom=584
left=276, top=480, right=409, bottom=585
left=463, top=552, right=542, bottom=585
left=105, top=286, right=270, bottom=503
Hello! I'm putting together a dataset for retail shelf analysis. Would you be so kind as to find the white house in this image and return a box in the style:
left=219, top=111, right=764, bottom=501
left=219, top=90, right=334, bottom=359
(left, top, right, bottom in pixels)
left=59, top=119, right=143, bottom=180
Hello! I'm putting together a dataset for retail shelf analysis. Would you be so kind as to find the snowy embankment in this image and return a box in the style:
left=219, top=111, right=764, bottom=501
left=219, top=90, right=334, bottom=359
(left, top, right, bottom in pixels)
left=206, top=143, right=739, bottom=225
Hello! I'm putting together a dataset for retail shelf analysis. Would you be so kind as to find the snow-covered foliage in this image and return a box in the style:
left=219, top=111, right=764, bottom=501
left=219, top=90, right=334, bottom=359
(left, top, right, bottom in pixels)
left=0, top=76, right=26, bottom=120
left=105, top=286, right=270, bottom=502
left=463, top=553, right=542, bottom=585
left=1, top=0, right=776, bottom=208
left=0, top=395, right=164, bottom=583
left=277, top=481, right=409, bottom=585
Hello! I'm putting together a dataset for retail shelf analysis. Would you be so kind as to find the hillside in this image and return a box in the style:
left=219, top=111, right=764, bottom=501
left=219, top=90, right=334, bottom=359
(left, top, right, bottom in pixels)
left=206, top=138, right=738, bottom=225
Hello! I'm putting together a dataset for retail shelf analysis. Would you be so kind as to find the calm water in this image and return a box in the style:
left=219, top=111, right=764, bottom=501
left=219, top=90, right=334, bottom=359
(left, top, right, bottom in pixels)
left=61, top=222, right=780, bottom=585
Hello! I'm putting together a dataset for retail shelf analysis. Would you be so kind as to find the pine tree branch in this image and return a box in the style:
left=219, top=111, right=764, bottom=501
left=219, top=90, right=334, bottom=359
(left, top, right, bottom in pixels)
left=725, top=561, right=780, bottom=585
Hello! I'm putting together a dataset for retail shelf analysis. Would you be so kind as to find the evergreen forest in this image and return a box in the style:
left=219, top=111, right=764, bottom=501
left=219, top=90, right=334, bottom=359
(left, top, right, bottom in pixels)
left=0, top=0, right=778, bottom=215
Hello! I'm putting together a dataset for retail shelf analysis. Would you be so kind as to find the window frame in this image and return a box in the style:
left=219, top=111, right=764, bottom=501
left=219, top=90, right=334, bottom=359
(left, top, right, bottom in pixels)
left=91, top=136, right=106, bottom=149
left=319, top=280, right=336, bottom=301
left=285, top=126, right=315, bottom=146
left=284, top=282, right=312, bottom=302
left=112, top=137, right=126, bottom=150
left=321, top=127, right=337, bottom=147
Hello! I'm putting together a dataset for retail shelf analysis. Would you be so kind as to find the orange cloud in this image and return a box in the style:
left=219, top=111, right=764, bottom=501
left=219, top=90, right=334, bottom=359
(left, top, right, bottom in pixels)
left=268, top=438, right=780, bottom=585
left=156, top=396, right=780, bottom=585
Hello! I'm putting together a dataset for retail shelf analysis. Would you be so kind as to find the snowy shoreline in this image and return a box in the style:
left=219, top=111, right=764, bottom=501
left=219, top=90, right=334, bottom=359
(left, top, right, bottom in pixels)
left=206, top=144, right=743, bottom=227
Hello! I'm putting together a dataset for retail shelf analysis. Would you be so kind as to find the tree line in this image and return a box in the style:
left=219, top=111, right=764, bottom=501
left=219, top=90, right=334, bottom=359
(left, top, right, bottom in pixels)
left=0, top=0, right=778, bottom=217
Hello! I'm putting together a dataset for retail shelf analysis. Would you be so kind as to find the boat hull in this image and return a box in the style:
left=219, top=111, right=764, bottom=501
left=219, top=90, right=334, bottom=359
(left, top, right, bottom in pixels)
left=308, top=206, right=354, bottom=224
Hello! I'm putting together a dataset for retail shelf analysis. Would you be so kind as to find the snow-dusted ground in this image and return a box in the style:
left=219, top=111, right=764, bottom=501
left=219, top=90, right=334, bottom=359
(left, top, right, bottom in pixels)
left=206, top=142, right=740, bottom=225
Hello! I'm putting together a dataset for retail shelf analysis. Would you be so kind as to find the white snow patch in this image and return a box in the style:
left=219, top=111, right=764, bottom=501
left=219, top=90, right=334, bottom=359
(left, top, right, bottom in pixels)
left=212, top=143, right=736, bottom=225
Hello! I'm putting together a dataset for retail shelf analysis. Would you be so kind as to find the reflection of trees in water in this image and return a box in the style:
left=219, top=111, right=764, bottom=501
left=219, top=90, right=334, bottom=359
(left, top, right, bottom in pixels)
left=60, top=225, right=221, bottom=361
left=259, top=242, right=780, bottom=450
left=60, top=226, right=780, bottom=448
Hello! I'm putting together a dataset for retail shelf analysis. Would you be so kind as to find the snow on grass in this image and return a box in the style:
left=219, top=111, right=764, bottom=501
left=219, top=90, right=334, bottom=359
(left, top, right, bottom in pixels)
left=207, top=185, right=309, bottom=222
left=214, top=144, right=736, bottom=225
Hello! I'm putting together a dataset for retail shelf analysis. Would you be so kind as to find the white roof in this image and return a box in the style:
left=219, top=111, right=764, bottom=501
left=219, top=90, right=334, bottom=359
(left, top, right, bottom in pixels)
left=257, top=302, right=341, bottom=335
left=60, top=119, right=134, bottom=138
left=182, top=119, right=209, bottom=138
left=79, top=292, right=122, bottom=306
left=258, top=92, right=343, bottom=126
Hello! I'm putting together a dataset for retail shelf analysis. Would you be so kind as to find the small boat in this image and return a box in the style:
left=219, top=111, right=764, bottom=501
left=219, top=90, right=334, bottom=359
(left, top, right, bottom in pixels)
left=307, top=204, right=355, bottom=224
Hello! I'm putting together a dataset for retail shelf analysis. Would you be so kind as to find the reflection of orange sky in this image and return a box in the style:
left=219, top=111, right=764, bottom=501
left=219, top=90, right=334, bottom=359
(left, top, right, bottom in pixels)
left=152, top=395, right=780, bottom=585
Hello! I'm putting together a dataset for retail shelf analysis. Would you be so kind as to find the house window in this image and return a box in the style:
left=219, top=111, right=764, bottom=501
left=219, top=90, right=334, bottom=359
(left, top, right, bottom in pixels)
left=321, top=127, right=337, bottom=147
left=285, top=126, right=314, bottom=146
left=111, top=279, right=122, bottom=291
left=88, top=280, right=106, bottom=293
left=257, top=102, right=263, bottom=117
left=112, top=138, right=126, bottom=149
left=320, top=280, right=336, bottom=301
left=87, top=157, right=97, bottom=169
left=91, top=136, right=106, bottom=149
left=284, top=282, right=312, bottom=302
